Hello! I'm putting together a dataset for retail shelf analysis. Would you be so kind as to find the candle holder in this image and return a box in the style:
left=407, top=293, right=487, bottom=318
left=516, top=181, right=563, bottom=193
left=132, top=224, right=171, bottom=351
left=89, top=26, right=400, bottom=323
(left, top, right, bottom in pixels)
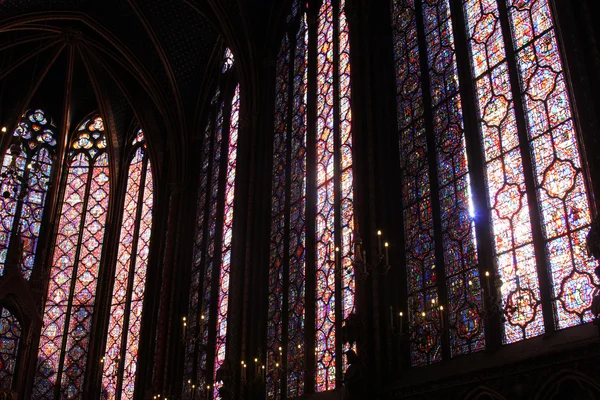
left=351, top=229, right=391, bottom=280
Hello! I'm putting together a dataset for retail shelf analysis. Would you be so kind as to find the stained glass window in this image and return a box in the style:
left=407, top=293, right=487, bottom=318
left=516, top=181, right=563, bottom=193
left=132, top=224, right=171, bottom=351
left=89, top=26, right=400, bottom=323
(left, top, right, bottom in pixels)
left=505, top=0, right=598, bottom=331
left=266, top=5, right=308, bottom=397
left=392, top=0, right=485, bottom=365
left=392, top=0, right=597, bottom=357
left=0, top=308, right=21, bottom=389
left=183, top=50, right=241, bottom=400
left=266, top=0, right=355, bottom=395
left=0, top=109, right=57, bottom=280
left=33, top=116, right=110, bottom=399
left=102, top=130, right=153, bottom=400
left=222, top=48, right=235, bottom=73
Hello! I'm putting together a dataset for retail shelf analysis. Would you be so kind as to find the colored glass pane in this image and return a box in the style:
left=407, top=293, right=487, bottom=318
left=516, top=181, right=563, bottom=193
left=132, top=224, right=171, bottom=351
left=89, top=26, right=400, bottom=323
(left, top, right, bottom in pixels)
left=33, top=117, right=109, bottom=399
left=103, top=130, right=153, bottom=400
left=315, top=0, right=356, bottom=390
left=315, top=0, right=337, bottom=390
left=0, top=109, right=56, bottom=280
left=267, top=33, right=290, bottom=400
left=183, top=119, right=213, bottom=395
left=506, top=0, right=598, bottom=329
left=392, top=0, right=442, bottom=366
left=198, top=103, right=223, bottom=393
left=222, top=48, right=235, bottom=73
left=0, top=308, right=21, bottom=389
left=213, top=84, right=240, bottom=398
left=287, top=14, right=308, bottom=398
left=422, top=0, right=485, bottom=356
left=463, top=0, right=543, bottom=343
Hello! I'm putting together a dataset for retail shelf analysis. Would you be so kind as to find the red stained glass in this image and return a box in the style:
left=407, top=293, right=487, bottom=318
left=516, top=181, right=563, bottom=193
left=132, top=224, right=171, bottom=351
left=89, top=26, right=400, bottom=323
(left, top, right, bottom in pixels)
left=34, top=116, right=110, bottom=399
left=213, top=84, right=240, bottom=398
left=315, top=0, right=337, bottom=390
left=315, top=0, right=356, bottom=391
left=506, top=0, right=598, bottom=329
left=103, top=130, right=153, bottom=399
left=464, top=0, right=544, bottom=344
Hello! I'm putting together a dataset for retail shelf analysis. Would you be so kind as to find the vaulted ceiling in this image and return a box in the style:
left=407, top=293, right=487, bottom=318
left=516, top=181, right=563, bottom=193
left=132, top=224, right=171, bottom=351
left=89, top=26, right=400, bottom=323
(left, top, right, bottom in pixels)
left=0, top=0, right=288, bottom=178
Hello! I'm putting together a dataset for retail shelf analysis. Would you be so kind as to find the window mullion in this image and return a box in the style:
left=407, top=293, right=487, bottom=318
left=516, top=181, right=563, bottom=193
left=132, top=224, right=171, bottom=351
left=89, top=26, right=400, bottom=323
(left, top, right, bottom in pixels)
left=414, top=0, right=451, bottom=362
left=495, top=0, right=555, bottom=335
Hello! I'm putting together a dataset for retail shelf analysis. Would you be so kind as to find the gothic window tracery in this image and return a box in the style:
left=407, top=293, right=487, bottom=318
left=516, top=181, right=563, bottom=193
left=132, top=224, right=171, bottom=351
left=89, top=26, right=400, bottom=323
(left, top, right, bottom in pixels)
left=33, top=115, right=110, bottom=399
left=0, top=109, right=57, bottom=280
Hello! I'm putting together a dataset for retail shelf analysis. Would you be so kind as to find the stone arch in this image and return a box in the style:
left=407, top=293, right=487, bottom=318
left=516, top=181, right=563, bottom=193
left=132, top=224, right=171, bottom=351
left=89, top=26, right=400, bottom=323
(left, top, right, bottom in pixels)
left=464, top=385, right=507, bottom=400
left=534, top=370, right=600, bottom=400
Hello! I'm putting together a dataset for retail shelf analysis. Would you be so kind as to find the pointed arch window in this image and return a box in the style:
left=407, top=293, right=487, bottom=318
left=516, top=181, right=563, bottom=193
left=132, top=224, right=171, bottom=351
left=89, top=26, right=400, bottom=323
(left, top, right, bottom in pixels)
left=266, top=0, right=356, bottom=396
left=102, top=129, right=154, bottom=399
left=183, top=48, right=241, bottom=399
left=33, top=116, right=110, bottom=399
left=0, top=109, right=57, bottom=280
left=391, top=0, right=598, bottom=366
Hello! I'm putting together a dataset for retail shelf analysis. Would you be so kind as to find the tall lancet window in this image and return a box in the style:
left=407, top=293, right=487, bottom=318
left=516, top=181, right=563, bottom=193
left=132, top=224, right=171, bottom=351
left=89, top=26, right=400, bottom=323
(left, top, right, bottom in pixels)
left=33, top=116, right=110, bottom=399
left=392, top=0, right=484, bottom=366
left=267, top=0, right=355, bottom=396
left=0, top=109, right=57, bottom=280
left=391, top=0, right=597, bottom=364
left=183, top=48, right=241, bottom=400
left=102, top=130, right=154, bottom=399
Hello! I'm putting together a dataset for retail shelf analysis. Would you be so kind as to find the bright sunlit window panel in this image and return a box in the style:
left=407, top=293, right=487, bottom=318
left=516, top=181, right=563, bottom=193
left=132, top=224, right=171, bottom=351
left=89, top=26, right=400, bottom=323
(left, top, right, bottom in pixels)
left=33, top=116, right=110, bottom=399
left=213, top=84, right=240, bottom=398
left=103, top=130, right=154, bottom=400
left=315, top=0, right=356, bottom=391
left=505, top=0, right=598, bottom=330
left=463, top=0, right=544, bottom=344
left=422, top=0, right=485, bottom=357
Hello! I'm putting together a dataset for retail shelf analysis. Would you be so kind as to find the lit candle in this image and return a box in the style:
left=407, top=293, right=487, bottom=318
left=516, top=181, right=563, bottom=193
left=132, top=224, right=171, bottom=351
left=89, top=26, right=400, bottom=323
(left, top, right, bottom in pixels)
left=377, top=230, right=382, bottom=253
left=384, top=242, right=389, bottom=265
left=183, top=316, right=187, bottom=338
left=485, top=270, right=491, bottom=293
left=399, top=311, right=403, bottom=333
left=278, top=346, right=283, bottom=365
left=439, top=305, right=444, bottom=329
left=335, top=247, right=340, bottom=272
